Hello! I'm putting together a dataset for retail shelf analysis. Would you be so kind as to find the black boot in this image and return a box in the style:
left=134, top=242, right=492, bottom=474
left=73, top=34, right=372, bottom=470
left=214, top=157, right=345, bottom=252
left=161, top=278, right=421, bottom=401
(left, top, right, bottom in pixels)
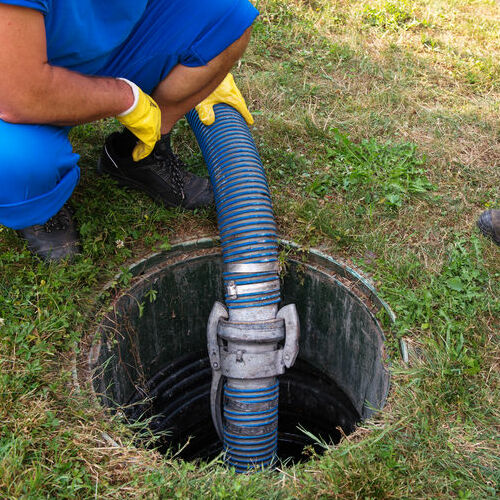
left=17, top=204, right=81, bottom=261
left=97, top=129, right=214, bottom=209
left=477, top=209, right=500, bottom=246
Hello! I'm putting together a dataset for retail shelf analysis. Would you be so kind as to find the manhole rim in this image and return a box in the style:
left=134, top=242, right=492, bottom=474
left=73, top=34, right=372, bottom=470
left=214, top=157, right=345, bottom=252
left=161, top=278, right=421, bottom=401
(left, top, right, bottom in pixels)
left=103, top=237, right=395, bottom=320
left=73, top=237, right=396, bottom=446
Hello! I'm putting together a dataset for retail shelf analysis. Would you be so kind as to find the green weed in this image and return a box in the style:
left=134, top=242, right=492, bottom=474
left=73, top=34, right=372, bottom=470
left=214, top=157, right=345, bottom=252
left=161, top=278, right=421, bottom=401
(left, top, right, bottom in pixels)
left=377, top=236, right=497, bottom=373
left=307, top=128, right=435, bottom=209
left=362, top=0, right=431, bottom=31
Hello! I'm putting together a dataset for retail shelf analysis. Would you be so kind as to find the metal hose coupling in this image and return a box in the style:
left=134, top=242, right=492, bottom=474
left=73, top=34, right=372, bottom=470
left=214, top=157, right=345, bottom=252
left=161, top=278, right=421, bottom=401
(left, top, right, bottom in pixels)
left=207, top=299, right=299, bottom=472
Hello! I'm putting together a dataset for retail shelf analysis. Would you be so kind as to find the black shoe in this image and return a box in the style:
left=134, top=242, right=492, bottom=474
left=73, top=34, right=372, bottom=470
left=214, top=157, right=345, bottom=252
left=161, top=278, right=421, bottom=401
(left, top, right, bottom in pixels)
left=477, top=209, right=500, bottom=246
left=17, top=204, right=81, bottom=261
left=97, top=129, right=214, bottom=209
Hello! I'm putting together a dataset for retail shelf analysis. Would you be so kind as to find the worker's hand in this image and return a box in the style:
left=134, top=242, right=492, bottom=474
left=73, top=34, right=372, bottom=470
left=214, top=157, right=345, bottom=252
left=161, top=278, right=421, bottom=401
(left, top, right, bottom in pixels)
left=195, top=73, right=254, bottom=127
left=116, top=78, right=161, bottom=162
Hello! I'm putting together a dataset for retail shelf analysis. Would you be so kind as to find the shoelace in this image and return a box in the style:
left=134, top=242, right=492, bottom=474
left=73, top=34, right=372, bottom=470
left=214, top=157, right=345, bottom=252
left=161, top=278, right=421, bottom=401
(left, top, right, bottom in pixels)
left=150, top=140, right=186, bottom=200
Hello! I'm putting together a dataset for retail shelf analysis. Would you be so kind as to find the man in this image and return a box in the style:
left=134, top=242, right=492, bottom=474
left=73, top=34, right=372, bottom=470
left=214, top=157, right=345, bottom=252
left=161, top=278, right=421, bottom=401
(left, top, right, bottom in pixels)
left=0, top=0, right=258, bottom=260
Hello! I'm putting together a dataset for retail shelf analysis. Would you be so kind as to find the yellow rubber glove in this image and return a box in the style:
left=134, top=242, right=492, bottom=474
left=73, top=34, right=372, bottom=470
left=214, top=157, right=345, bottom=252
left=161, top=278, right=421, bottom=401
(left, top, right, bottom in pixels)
left=195, top=73, right=254, bottom=127
left=116, top=78, right=161, bottom=162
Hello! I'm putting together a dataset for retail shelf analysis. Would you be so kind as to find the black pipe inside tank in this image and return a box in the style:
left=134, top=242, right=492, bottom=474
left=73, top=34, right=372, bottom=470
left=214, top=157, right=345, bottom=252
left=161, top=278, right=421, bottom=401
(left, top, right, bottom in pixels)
left=124, top=352, right=359, bottom=463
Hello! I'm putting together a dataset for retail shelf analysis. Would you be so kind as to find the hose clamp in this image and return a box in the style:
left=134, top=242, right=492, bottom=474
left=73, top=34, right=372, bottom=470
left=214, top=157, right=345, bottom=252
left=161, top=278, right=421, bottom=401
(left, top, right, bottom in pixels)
left=225, top=279, right=280, bottom=300
left=225, top=262, right=279, bottom=274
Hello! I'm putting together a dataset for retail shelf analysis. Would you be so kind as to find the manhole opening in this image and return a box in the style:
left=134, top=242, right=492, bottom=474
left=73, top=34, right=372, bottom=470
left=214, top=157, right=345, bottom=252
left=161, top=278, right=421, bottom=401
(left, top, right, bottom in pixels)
left=85, top=241, right=390, bottom=465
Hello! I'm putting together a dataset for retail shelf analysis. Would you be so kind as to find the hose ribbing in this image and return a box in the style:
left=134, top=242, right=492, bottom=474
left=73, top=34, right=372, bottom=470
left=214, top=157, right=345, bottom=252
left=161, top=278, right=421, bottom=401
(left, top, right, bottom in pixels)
left=187, top=105, right=279, bottom=313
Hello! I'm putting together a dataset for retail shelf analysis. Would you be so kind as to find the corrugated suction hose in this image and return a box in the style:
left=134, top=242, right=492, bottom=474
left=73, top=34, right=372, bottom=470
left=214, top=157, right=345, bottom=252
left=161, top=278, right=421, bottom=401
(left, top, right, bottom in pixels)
left=187, top=104, right=299, bottom=472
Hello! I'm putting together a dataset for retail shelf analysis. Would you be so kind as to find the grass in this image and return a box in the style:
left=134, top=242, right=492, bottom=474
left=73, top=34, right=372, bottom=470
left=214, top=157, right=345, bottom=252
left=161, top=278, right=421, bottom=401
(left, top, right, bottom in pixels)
left=1, top=0, right=499, bottom=497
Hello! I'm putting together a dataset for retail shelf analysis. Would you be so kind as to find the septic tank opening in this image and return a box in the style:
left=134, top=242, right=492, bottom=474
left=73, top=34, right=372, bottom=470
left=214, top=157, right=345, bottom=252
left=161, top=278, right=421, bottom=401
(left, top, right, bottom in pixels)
left=82, top=239, right=391, bottom=465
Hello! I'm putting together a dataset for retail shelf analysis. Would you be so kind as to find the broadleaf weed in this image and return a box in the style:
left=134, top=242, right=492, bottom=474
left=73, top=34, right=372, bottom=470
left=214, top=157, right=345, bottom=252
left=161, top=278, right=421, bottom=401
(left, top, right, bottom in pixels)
left=308, top=128, right=435, bottom=210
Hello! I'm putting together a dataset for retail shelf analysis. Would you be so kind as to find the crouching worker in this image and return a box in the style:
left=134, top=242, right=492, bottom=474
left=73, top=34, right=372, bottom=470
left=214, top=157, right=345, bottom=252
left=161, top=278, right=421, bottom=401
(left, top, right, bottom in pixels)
left=0, top=0, right=257, bottom=260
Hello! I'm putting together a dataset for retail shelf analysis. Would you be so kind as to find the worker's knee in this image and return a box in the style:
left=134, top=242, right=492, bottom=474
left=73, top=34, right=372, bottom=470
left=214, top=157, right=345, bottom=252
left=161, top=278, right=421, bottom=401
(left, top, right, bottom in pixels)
left=221, top=26, right=252, bottom=63
left=234, top=25, right=253, bottom=57
left=205, top=26, right=253, bottom=75
left=0, top=121, right=80, bottom=229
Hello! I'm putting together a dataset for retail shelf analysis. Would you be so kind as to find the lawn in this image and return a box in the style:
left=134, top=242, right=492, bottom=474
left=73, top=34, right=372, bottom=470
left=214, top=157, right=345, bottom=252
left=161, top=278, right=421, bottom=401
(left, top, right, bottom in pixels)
left=1, top=0, right=498, bottom=498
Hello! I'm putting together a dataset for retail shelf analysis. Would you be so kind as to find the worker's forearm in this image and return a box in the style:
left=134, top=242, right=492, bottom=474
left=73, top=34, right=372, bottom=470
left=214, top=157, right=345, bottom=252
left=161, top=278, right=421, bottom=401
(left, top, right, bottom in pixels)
left=0, top=64, right=134, bottom=126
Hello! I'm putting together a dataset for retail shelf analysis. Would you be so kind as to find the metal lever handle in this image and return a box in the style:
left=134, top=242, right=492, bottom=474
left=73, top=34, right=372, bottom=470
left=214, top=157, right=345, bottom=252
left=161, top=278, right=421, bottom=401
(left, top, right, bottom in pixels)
left=277, top=304, right=300, bottom=368
left=207, top=301, right=228, bottom=371
left=210, top=371, right=224, bottom=441
left=207, top=302, right=228, bottom=440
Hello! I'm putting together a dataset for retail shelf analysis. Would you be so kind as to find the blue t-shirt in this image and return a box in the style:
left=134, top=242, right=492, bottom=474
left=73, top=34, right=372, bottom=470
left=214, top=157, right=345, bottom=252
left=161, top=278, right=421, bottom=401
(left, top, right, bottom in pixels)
left=1, top=0, right=148, bottom=73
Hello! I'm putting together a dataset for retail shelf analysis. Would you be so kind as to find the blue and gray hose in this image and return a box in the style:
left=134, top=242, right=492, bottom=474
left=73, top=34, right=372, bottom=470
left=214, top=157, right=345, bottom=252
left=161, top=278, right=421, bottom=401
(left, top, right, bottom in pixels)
left=187, top=104, right=299, bottom=473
